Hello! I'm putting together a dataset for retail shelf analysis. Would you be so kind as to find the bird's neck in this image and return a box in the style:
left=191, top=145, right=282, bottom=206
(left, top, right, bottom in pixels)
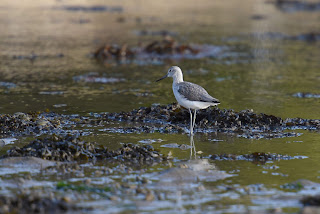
left=172, top=72, right=183, bottom=84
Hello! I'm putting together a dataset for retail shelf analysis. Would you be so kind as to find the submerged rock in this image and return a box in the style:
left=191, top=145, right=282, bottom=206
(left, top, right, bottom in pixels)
left=248, top=32, right=320, bottom=43
left=134, top=29, right=177, bottom=37
left=60, top=5, right=123, bottom=13
left=267, top=0, right=320, bottom=13
left=293, top=92, right=320, bottom=99
left=286, top=32, right=320, bottom=42
left=209, top=152, right=306, bottom=163
left=73, top=72, right=125, bottom=84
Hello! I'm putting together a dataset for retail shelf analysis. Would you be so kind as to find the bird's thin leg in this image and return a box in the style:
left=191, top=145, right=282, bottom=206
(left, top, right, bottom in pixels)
left=188, top=108, right=193, bottom=136
left=192, top=109, right=197, bottom=134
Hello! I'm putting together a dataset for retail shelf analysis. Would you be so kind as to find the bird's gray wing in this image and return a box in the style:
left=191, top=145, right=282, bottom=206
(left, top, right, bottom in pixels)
left=177, top=82, right=220, bottom=103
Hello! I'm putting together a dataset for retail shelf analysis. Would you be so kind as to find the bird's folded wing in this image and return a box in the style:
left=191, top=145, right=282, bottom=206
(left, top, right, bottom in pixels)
left=177, top=82, right=220, bottom=103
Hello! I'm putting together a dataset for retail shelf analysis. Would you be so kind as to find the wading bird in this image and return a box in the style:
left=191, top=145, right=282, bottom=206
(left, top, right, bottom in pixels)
left=156, top=66, right=220, bottom=135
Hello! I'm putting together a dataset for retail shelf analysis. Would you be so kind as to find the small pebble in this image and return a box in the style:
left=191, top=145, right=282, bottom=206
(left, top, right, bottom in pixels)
left=145, top=191, right=155, bottom=201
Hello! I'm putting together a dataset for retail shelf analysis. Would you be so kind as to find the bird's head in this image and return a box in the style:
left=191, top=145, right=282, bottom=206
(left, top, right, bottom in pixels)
left=156, top=66, right=182, bottom=82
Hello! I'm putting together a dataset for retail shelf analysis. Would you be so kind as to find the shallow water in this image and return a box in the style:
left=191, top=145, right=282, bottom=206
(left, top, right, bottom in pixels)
left=0, top=0, right=320, bottom=213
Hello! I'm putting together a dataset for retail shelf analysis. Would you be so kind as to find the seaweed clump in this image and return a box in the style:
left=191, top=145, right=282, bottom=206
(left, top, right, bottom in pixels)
left=105, top=103, right=284, bottom=129
left=0, top=112, right=61, bottom=137
left=144, top=36, right=199, bottom=55
left=2, top=135, right=163, bottom=164
left=94, top=44, right=135, bottom=62
left=104, top=103, right=320, bottom=138
left=93, top=36, right=202, bottom=64
left=0, top=112, right=98, bottom=138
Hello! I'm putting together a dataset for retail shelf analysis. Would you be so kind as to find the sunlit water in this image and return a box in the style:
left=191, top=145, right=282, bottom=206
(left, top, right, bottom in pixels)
left=0, top=0, right=320, bottom=213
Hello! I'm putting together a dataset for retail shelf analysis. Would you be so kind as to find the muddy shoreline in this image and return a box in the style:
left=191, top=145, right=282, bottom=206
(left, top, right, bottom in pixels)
left=0, top=104, right=319, bottom=213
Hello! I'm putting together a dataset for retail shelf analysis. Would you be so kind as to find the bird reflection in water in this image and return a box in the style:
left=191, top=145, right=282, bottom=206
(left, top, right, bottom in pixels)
left=189, top=135, right=197, bottom=160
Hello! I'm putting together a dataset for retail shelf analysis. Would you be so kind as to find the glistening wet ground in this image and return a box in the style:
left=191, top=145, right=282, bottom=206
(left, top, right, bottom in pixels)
left=0, top=0, right=320, bottom=213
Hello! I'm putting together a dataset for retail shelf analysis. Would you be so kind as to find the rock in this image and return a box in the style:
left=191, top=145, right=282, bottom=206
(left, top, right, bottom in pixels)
left=301, top=195, right=320, bottom=207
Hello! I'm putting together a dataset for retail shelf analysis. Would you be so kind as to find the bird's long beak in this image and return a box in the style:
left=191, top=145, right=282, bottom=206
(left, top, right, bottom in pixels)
left=156, top=74, right=168, bottom=82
